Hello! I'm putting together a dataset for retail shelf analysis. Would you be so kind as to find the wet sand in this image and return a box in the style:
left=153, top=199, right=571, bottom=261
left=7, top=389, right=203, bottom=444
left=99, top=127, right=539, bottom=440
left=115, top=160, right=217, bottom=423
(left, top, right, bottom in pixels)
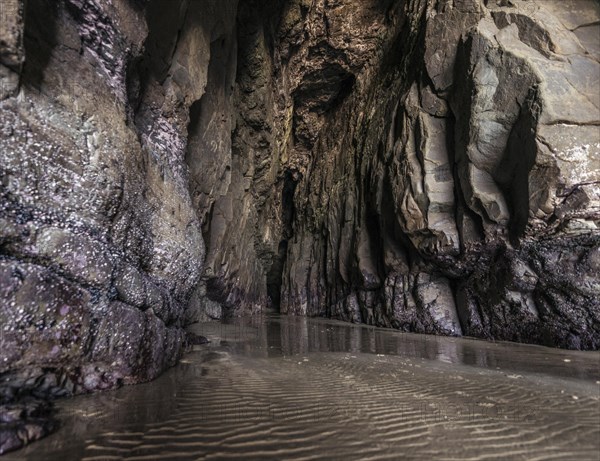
left=5, top=314, right=600, bottom=460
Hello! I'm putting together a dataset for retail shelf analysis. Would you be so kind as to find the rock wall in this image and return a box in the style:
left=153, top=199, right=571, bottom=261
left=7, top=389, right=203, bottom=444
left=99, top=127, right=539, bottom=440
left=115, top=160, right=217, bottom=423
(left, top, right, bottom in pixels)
left=0, top=0, right=240, bottom=451
left=278, top=0, right=600, bottom=351
left=0, top=0, right=599, bottom=452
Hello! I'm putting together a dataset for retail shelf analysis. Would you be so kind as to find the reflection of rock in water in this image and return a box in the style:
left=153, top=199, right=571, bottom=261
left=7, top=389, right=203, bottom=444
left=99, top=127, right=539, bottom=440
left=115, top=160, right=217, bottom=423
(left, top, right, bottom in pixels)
left=6, top=315, right=600, bottom=461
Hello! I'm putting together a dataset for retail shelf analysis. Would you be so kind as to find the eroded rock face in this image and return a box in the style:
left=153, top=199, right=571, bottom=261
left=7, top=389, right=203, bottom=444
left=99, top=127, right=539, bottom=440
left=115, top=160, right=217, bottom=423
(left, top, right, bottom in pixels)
left=279, top=0, right=600, bottom=352
left=0, top=0, right=599, bottom=452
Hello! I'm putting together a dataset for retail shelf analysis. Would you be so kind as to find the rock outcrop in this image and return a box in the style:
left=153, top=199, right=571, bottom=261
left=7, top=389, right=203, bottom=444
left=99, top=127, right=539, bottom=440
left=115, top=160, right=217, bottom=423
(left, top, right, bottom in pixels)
left=1, top=0, right=598, bottom=453
left=278, top=0, right=600, bottom=352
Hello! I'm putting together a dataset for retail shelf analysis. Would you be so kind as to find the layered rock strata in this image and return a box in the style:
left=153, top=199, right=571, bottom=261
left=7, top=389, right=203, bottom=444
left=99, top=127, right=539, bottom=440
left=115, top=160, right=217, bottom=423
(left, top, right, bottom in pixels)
left=279, top=0, right=600, bottom=352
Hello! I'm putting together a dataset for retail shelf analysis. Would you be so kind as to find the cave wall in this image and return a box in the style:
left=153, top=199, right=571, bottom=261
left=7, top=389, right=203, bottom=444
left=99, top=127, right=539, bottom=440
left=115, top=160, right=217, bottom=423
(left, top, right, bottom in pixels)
left=277, top=0, right=600, bottom=351
left=0, top=0, right=599, bottom=450
left=0, top=0, right=215, bottom=401
left=0, top=1, right=301, bottom=436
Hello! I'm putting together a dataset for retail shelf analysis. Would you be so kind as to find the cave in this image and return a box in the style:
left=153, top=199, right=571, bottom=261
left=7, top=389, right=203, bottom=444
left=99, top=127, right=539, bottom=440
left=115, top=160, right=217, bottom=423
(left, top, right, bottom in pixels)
left=1, top=0, right=599, bottom=458
left=266, top=169, right=298, bottom=312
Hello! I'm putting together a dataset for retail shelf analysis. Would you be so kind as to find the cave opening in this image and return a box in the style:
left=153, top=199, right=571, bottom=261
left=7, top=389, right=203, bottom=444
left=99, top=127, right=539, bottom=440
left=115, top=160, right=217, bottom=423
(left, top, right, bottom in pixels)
left=266, top=169, right=299, bottom=312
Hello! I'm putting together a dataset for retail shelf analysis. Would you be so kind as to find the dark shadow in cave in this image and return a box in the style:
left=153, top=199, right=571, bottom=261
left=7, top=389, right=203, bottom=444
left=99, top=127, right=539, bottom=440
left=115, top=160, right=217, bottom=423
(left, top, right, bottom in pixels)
left=495, top=86, right=541, bottom=245
left=266, top=170, right=299, bottom=312
left=21, top=0, right=60, bottom=93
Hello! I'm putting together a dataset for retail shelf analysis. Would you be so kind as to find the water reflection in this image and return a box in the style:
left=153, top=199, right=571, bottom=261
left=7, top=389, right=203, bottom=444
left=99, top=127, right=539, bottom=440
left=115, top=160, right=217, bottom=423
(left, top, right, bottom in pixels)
left=195, top=314, right=600, bottom=382
left=5, top=314, right=599, bottom=461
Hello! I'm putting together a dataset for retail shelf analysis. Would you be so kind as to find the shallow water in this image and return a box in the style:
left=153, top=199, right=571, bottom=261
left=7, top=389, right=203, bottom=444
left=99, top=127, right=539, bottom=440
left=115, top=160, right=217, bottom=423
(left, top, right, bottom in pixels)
left=5, top=314, right=600, bottom=460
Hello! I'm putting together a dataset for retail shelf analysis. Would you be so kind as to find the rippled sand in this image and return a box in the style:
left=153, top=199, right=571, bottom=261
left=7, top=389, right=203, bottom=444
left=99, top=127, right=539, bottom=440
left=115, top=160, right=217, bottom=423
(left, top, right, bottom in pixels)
left=5, top=314, right=600, bottom=460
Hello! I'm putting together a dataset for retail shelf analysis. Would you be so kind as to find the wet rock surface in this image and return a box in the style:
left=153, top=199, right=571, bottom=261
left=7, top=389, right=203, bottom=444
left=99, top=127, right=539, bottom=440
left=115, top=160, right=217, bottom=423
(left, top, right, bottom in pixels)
left=278, top=0, right=600, bottom=353
left=0, top=0, right=599, bottom=453
left=0, top=398, right=56, bottom=455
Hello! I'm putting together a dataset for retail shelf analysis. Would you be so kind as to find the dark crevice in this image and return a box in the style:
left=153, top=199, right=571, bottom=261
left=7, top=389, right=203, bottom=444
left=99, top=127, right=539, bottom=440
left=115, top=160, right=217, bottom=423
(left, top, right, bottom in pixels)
left=495, top=85, right=541, bottom=244
left=266, top=170, right=299, bottom=311
left=185, top=97, right=205, bottom=208
left=266, top=240, right=288, bottom=311
left=329, top=74, right=356, bottom=111
left=21, top=0, right=60, bottom=95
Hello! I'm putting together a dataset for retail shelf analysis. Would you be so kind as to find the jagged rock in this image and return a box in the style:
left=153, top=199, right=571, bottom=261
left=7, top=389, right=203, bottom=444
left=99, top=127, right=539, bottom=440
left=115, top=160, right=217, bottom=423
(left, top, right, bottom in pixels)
left=0, top=0, right=26, bottom=100
left=279, top=0, right=599, bottom=352
left=0, top=398, right=56, bottom=454
left=0, top=0, right=599, bottom=453
left=185, top=332, right=210, bottom=346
